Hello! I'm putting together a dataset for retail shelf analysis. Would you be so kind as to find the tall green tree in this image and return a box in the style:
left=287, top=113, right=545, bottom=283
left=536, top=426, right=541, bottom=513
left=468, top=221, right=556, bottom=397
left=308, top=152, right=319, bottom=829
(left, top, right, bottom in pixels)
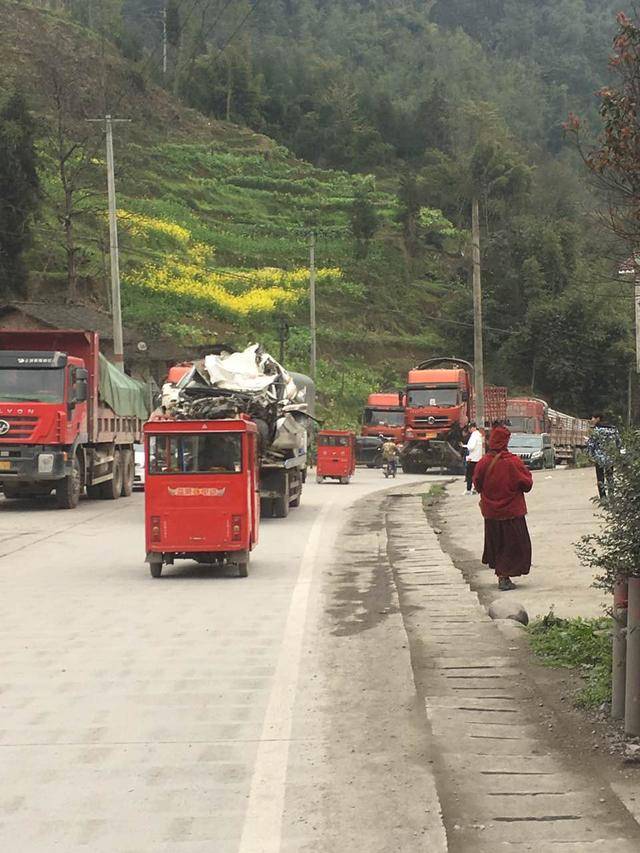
left=0, top=93, right=40, bottom=297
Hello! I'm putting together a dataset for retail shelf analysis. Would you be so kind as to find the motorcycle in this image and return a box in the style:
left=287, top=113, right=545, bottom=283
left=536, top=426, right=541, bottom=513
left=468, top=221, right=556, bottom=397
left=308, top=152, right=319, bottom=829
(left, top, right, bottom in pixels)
left=383, top=458, right=398, bottom=479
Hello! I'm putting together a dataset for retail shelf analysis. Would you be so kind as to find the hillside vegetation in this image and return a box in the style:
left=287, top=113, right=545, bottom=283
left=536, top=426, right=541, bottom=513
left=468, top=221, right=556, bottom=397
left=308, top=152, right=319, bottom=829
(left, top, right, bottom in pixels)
left=1, top=1, right=637, bottom=424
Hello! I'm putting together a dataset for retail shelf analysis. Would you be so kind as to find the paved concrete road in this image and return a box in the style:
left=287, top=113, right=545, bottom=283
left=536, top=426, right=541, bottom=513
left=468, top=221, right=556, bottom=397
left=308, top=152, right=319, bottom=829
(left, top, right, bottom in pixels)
left=0, top=470, right=446, bottom=852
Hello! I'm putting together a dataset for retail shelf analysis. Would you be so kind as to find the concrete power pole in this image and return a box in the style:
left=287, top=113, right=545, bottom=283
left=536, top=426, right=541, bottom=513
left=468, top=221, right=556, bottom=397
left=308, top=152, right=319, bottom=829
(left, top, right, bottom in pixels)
left=472, top=197, right=485, bottom=427
left=309, top=231, right=317, bottom=381
left=89, top=116, right=130, bottom=371
left=635, top=265, right=640, bottom=375
left=162, top=6, right=168, bottom=77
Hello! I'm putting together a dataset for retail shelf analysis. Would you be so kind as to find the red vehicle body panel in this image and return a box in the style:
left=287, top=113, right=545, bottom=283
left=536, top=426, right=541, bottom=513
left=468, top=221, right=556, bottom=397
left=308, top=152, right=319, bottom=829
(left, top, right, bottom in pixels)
left=361, top=392, right=405, bottom=442
left=144, top=419, right=259, bottom=557
left=317, top=430, right=356, bottom=480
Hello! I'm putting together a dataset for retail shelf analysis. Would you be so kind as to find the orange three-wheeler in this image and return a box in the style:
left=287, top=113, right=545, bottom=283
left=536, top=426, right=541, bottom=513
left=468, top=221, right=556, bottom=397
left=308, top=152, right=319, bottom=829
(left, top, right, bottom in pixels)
left=316, top=429, right=356, bottom=484
left=144, top=418, right=259, bottom=578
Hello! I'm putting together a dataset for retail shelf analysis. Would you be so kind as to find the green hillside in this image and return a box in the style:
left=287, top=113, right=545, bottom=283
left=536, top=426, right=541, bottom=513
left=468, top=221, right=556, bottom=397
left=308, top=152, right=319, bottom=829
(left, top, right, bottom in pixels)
left=1, top=1, right=637, bottom=424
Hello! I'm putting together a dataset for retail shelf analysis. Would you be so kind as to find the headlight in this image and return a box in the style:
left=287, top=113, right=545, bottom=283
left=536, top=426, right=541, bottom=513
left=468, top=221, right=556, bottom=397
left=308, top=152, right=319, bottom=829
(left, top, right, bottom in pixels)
left=38, top=453, right=55, bottom=474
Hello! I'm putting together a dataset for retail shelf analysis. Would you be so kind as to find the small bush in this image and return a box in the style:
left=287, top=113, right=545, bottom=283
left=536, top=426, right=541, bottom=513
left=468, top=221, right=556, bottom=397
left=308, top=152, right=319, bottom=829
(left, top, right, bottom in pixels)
left=527, top=612, right=612, bottom=708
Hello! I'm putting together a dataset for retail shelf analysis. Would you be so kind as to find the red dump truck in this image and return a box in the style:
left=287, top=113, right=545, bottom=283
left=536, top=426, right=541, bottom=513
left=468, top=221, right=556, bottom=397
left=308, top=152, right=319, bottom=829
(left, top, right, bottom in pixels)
left=402, top=357, right=507, bottom=473
left=0, top=330, right=148, bottom=508
left=361, top=392, right=405, bottom=443
left=507, top=397, right=590, bottom=463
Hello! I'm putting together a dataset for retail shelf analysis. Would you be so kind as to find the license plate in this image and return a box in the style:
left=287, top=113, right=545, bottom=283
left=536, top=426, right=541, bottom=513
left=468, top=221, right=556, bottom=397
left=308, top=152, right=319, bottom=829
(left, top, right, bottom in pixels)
left=0, top=461, right=11, bottom=471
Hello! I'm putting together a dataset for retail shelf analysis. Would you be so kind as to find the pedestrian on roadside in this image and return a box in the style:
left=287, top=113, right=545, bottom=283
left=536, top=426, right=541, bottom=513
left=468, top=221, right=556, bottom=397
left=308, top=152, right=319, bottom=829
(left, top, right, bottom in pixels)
left=586, top=412, right=621, bottom=500
left=463, top=421, right=483, bottom=495
left=473, top=424, right=533, bottom=592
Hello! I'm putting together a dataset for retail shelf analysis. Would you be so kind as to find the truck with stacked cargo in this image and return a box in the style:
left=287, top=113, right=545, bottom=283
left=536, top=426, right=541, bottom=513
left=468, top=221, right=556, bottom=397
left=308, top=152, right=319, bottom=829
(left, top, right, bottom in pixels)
left=506, top=397, right=590, bottom=464
left=157, top=345, right=314, bottom=519
left=401, top=357, right=507, bottom=474
left=0, top=330, right=148, bottom=508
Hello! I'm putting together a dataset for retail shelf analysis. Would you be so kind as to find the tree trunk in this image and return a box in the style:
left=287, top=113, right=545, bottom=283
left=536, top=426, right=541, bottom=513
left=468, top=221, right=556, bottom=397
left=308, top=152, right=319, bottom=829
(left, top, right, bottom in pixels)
left=64, top=188, right=77, bottom=302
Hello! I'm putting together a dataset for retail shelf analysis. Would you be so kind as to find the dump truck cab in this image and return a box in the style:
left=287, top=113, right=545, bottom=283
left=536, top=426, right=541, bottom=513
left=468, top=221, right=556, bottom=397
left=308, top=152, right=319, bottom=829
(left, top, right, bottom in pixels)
left=361, top=392, right=405, bottom=443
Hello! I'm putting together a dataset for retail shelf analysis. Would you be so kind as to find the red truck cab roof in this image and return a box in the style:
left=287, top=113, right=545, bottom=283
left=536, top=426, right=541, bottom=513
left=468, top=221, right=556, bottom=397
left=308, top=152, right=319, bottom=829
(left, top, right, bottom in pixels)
left=407, top=368, right=468, bottom=387
left=366, top=392, right=403, bottom=409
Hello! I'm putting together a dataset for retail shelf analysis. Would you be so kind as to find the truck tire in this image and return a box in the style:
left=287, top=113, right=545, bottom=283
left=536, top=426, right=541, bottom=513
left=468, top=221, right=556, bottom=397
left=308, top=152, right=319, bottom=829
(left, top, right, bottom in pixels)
left=273, top=492, right=290, bottom=518
left=101, top=450, right=123, bottom=500
left=3, top=485, right=21, bottom=499
left=291, top=493, right=301, bottom=508
left=121, top=449, right=134, bottom=497
left=55, top=455, right=82, bottom=509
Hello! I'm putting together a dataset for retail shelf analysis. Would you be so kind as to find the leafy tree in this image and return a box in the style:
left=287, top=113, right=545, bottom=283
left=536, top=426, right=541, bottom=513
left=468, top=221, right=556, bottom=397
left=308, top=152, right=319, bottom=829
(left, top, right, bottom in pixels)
left=349, top=184, right=379, bottom=259
left=0, top=93, right=40, bottom=296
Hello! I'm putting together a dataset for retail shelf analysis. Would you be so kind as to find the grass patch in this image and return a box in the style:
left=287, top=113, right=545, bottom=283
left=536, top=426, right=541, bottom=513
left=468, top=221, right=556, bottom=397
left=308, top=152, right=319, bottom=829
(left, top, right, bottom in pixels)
left=527, top=612, right=612, bottom=708
left=422, top=483, right=446, bottom=510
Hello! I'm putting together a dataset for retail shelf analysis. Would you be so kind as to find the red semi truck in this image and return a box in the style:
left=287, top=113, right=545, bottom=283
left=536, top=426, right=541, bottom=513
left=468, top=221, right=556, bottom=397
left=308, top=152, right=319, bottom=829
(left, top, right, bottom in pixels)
left=0, top=330, right=148, bottom=508
left=361, top=392, right=405, bottom=443
left=506, top=398, right=550, bottom=434
left=402, top=357, right=507, bottom=473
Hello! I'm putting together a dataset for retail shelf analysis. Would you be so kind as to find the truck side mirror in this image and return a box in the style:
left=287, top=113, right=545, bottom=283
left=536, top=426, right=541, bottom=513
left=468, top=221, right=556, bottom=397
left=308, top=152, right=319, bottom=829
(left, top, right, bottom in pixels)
left=74, top=368, right=89, bottom=403
left=462, top=390, right=469, bottom=402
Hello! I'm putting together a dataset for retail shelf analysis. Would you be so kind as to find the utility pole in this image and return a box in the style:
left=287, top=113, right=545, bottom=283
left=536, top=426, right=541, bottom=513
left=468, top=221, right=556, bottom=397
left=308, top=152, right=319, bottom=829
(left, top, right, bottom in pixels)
left=277, top=316, right=290, bottom=365
left=635, top=264, right=640, bottom=375
left=87, top=115, right=130, bottom=372
left=309, top=231, right=317, bottom=381
left=162, top=5, right=168, bottom=77
left=472, top=197, right=485, bottom=427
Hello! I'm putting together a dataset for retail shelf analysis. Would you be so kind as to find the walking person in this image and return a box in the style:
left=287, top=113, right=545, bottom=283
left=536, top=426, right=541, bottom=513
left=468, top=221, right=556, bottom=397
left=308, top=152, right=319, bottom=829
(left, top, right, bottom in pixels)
left=473, top=425, right=533, bottom=592
left=586, top=413, right=621, bottom=499
left=463, top=421, right=483, bottom=495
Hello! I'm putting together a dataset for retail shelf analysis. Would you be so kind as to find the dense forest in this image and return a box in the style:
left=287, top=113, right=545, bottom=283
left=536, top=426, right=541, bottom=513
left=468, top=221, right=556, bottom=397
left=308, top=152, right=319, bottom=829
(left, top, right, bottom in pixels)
left=3, top=1, right=638, bottom=422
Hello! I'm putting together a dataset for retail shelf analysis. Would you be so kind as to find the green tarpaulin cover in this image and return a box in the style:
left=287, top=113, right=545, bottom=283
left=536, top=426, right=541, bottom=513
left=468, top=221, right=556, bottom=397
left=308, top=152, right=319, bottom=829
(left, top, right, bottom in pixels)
left=98, top=353, right=149, bottom=420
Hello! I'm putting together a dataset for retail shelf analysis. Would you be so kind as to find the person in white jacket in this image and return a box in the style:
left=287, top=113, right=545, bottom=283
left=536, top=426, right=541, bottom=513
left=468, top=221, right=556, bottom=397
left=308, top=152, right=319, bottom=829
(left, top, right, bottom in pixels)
left=463, top=422, right=483, bottom=495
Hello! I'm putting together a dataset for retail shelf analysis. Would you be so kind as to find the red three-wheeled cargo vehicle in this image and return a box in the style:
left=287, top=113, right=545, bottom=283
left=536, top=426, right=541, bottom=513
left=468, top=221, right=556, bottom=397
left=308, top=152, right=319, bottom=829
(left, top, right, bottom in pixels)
left=144, top=418, right=259, bottom=578
left=316, top=429, right=357, bottom=484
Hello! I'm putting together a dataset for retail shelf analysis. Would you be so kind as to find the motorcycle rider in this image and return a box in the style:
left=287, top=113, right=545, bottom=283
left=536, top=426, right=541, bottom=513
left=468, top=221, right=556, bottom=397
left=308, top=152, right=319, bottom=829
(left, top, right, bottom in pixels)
left=381, top=434, right=399, bottom=476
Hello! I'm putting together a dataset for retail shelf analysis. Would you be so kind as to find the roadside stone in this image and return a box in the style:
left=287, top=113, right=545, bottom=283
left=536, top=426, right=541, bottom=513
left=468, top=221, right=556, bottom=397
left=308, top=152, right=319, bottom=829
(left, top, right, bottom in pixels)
left=624, top=743, right=640, bottom=764
left=488, top=598, right=529, bottom=626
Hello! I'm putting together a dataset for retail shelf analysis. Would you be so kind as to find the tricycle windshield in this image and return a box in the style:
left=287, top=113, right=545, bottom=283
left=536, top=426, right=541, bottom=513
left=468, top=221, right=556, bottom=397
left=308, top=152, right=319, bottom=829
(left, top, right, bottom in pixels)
left=0, top=367, right=65, bottom=403
left=319, top=435, right=350, bottom=447
left=148, top=433, right=243, bottom=474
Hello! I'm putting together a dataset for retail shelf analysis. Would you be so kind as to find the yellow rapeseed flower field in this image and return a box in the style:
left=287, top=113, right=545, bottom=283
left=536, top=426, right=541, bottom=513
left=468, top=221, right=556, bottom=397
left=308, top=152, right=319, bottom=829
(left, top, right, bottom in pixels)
left=121, top=212, right=344, bottom=316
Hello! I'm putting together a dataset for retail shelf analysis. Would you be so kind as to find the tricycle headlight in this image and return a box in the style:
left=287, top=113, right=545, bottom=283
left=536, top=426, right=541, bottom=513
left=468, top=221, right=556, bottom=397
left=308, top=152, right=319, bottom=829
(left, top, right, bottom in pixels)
left=38, top=453, right=55, bottom=474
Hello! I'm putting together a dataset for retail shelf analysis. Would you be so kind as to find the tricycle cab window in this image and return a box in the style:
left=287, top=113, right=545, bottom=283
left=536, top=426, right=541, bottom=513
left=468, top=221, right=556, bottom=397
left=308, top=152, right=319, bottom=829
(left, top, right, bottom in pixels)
left=318, top=435, right=349, bottom=447
left=148, top=433, right=243, bottom=474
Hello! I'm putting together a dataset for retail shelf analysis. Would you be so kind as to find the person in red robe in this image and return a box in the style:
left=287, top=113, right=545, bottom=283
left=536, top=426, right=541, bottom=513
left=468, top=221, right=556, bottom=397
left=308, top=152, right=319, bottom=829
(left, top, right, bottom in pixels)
left=473, top=425, right=533, bottom=591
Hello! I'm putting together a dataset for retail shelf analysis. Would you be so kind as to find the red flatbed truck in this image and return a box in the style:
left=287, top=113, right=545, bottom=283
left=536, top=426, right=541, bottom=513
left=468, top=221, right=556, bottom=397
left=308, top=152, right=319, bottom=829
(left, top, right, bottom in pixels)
left=0, top=330, right=148, bottom=508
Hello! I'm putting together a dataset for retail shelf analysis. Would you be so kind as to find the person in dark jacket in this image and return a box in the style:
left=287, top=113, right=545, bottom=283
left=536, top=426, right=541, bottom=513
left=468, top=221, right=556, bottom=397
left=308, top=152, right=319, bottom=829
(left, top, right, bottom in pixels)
left=473, top=425, right=533, bottom=592
left=586, top=413, right=621, bottom=499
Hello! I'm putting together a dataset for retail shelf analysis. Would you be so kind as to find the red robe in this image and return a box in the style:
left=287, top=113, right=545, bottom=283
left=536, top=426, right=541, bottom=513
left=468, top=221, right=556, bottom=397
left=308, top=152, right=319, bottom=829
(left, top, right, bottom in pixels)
left=473, top=451, right=532, bottom=519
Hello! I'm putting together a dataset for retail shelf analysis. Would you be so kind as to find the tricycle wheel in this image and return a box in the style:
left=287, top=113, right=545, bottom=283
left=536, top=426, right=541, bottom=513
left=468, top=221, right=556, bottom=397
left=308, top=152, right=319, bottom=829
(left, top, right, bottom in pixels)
left=340, top=476, right=350, bottom=485
left=316, top=474, right=324, bottom=484
left=149, top=559, right=163, bottom=578
left=236, top=553, right=250, bottom=578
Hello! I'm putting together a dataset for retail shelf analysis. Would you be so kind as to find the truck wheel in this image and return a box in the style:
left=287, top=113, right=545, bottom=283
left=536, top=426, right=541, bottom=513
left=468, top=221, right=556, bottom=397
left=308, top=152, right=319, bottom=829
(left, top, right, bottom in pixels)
left=149, top=559, right=163, bottom=578
left=273, top=493, right=290, bottom=518
left=121, top=449, right=134, bottom=497
left=101, top=450, right=123, bottom=500
left=55, top=455, right=82, bottom=509
left=291, top=493, right=301, bottom=508
left=3, top=485, right=21, bottom=499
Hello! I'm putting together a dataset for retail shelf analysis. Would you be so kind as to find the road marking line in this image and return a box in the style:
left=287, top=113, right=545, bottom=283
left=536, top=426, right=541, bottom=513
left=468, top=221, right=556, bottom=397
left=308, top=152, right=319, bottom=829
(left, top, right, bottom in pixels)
left=238, top=503, right=331, bottom=853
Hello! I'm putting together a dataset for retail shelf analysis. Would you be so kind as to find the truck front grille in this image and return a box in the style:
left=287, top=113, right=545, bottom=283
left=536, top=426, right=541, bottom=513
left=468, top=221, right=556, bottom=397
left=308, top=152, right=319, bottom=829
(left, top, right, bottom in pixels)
left=0, top=416, right=39, bottom=440
left=414, top=416, right=450, bottom=428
